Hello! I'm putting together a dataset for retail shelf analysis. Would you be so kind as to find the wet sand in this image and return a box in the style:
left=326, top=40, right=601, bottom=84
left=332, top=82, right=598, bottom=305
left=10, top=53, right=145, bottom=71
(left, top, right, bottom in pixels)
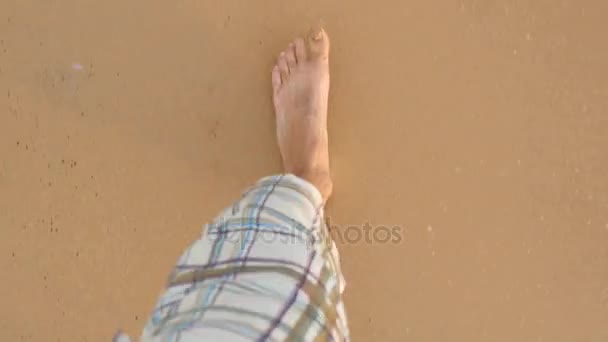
left=1, top=0, right=607, bottom=341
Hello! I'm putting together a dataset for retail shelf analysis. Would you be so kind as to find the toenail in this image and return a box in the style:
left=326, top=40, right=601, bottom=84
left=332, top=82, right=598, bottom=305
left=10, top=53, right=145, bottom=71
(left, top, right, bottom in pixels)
left=312, top=30, right=324, bottom=40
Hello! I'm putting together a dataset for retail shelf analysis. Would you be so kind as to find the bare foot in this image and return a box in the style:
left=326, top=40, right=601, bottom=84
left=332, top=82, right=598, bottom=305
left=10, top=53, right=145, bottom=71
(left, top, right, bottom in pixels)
left=272, top=28, right=332, bottom=201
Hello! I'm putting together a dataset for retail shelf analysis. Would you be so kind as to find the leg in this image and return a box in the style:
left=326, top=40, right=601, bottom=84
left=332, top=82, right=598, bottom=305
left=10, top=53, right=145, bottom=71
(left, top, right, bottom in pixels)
left=139, top=29, right=347, bottom=341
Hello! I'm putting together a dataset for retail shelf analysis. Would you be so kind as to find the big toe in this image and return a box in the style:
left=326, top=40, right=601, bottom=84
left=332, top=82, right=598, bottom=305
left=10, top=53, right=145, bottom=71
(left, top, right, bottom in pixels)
left=308, top=28, right=330, bottom=61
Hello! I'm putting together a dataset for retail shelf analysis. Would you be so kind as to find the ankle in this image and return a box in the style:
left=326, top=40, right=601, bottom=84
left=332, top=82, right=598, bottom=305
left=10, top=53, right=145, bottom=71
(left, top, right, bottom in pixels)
left=293, top=168, right=333, bottom=201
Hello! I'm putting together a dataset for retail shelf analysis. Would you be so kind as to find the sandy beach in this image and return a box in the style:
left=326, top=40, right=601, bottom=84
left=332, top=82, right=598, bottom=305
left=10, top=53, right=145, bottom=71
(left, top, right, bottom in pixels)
left=1, top=0, right=607, bottom=340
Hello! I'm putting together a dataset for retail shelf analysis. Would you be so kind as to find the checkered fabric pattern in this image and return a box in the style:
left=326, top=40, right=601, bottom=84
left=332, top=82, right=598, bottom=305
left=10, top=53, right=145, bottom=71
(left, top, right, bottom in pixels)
left=138, top=174, right=348, bottom=341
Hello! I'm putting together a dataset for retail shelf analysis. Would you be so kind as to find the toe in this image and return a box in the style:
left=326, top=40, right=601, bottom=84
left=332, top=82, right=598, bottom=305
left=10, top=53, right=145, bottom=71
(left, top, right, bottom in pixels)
left=294, top=38, right=307, bottom=62
left=277, top=52, right=290, bottom=82
left=308, top=28, right=330, bottom=61
left=285, top=43, right=297, bottom=70
left=271, top=65, right=281, bottom=93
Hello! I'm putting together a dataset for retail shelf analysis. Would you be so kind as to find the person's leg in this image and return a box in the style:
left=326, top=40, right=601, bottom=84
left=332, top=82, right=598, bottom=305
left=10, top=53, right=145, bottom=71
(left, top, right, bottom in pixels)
left=140, top=29, right=347, bottom=341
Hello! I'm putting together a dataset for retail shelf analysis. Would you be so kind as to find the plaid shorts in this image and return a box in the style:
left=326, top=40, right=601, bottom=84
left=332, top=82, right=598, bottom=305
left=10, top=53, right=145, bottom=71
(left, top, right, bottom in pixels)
left=134, top=174, right=348, bottom=341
